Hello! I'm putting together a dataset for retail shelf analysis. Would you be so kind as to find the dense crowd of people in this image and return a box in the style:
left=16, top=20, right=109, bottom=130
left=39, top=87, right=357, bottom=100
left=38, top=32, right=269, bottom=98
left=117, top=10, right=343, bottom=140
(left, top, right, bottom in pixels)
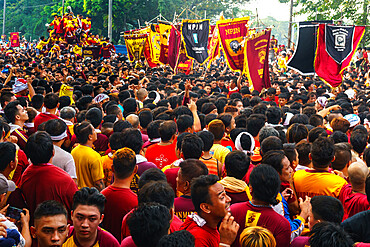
left=0, top=26, right=370, bottom=247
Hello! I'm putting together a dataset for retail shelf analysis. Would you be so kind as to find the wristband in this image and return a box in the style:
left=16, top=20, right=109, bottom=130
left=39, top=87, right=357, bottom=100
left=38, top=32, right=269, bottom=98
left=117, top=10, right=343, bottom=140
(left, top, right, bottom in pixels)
left=219, top=243, right=230, bottom=247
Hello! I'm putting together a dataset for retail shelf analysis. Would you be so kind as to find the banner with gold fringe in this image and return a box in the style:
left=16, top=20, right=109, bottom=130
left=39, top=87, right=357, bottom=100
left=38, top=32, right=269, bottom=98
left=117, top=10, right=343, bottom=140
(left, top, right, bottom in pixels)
left=217, top=17, right=249, bottom=72
left=243, top=29, right=271, bottom=92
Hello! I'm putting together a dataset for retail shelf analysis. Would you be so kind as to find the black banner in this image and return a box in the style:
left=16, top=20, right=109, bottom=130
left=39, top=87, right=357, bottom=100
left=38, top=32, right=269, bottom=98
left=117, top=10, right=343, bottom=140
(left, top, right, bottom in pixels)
left=287, top=20, right=333, bottom=75
left=182, top=20, right=210, bottom=64
left=325, top=25, right=354, bottom=64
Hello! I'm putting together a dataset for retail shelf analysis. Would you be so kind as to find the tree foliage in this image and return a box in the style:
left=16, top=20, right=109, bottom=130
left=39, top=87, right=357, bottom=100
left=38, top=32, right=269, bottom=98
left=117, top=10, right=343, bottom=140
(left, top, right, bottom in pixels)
left=1, top=0, right=248, bottom=43
left=293, top=0, right=369, bottom=44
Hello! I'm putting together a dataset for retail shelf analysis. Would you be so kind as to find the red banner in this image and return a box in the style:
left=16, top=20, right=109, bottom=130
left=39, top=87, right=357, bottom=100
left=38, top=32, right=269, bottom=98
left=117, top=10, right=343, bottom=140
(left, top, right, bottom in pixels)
left=314, top=24, right=365, bottom=88
left=10, top=32, right=20, bottom=47
left=243, top=29, right=271, bottom=92
left=168, top=26, right=181, bottom=70
left=217, top=17, right=249, bottom=72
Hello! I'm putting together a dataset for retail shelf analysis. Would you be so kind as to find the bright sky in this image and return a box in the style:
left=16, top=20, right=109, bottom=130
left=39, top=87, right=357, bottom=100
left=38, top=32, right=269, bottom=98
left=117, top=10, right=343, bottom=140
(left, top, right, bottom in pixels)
left=242, top=0, right=307, bottom=22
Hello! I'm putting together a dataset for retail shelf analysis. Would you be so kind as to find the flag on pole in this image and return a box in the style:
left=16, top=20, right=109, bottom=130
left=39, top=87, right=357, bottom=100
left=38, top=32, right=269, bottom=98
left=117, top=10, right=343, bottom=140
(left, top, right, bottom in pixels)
left=314, top=24, right=365, bottom=88
left=243, top=29, right=271, bottom=92
left=207, top=14, right=224, bottom=67
left=10, top=32, right=20, bottom=47
left=287, top=21, right=333, bottom=75
left=217, top=17, right=249, bottom=72
left=124, top=33, right=147, bottom=63
left=168, top=26, right=182, bottom=70
left=181, top=19, right=210, bottom=64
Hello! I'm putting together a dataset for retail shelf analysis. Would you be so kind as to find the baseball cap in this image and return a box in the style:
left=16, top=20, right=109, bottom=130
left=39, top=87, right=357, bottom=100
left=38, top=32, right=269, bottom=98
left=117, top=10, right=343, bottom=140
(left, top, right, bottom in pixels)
left=0, top=173, right=16, bottom=194
left=344, top=114, right=360, bottom=128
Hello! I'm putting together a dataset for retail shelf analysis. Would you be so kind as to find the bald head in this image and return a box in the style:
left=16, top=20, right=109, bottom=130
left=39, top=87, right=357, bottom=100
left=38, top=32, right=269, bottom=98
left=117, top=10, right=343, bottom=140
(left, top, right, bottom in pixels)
left=348, top=162, right=369, bottom=187
left=136, top=88, right=148, bottom=102
left=126, top=114, right=139, bottom=129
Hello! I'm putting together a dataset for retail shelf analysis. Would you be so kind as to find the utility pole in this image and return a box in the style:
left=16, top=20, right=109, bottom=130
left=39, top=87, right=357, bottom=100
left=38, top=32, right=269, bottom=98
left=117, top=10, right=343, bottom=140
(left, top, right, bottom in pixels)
left=62, top=0, right=65, bottom=16
left=2, top=0, right=5, bottom=36
left=288, top=0, right=293, bottom=48
left=108, top=0, right=113, bottom=40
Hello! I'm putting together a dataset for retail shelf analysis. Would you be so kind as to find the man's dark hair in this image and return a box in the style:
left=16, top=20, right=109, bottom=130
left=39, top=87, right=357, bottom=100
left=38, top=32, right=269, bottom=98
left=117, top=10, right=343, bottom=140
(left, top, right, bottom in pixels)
left=225, top=151, right=250, bottom=180
left=138, top=168, right=167, bottom=189
left=138, top=110, right=153, bottom=129
left=289, top=114, right=309, bottom=125
left=0, top=142, right=16, bottom=172
left=34, top=200, right=68, bottom=221
left=260, top=136, right=283, bottom=156
left=332, top=143, right=352, bottom=171
left=159, top=121, right=177, bottom=142
left=138, top=181, right=175, bottom=209
left=128, top=203, right=171, bottom=247
left=261, top=150, right=286, bottom=175
left=287, top=123, right=308, bottom=143
left=44, top=93, right=59, bottom=109
left=309, top=114, right=324, bottom=127
left=4, top=100, right=21, bottom=123
left=191, top=174, right=219, bottom=214
left=311, top=195, right=344, bottom=224
left=44, top=119, right=67, bottom=138
left=174, top=106, right=192, bottom=119
left=72, top=187, right=106, bottom=214
left=179, top=159, right=208, bottom=184
left=177, top=115, right=193, bottom=133
left=74, top=121, right=93, bottom=144
left=197, top=130, right=214, bottom=152
left=157, top=230, right=195, bottom=247
left=120, top=128, right=143, bottom=154
left=350, top=130, right=368, bottom=154
left=25, top=131, right=54, bottom=165
left=122, top=98, right=138, bottom=116
left=106, top=104, right=121, bottom=117
left=266, top=106, right=282, bottom=124
left=283, top=143, right=297, bottom=166
left=308, top=127, right=328, bottom=143
left=246, top=114, right=266, bottom=137
left=181, top=134, right=204, bottom=159
left=309, top=222, right=354, bottom=247
left=147, top=120, right=163, bottom=140
left=31, top=94, right=44, bottom=110
left=249, top=164, right=280, bottom=205
left=113, top=147, right=137, bottom=179
left=311, top=137, right=335, bottom=168
left=296, top=140, right=311, bottom=166
left=329, top=131, right=348, bottom=144
left=113, top=120, right=132, bottom=132
left=85, top=107, right=103, bottom=128
left=108, top=132, right=123, bottom=151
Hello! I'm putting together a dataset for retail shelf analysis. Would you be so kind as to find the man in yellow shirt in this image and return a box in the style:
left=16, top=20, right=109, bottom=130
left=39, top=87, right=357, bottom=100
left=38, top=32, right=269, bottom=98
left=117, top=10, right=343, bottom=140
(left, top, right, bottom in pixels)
left=71, top=121, right=105, bottom=191
left=293, top=137, right=347, bottom=198
left=208, top=119, right=230, bottom=164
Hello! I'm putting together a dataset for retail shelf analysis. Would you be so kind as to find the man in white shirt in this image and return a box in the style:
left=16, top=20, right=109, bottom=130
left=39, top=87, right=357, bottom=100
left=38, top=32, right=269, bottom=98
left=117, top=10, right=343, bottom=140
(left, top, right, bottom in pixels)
left=44, top=119, right=77, bottom=183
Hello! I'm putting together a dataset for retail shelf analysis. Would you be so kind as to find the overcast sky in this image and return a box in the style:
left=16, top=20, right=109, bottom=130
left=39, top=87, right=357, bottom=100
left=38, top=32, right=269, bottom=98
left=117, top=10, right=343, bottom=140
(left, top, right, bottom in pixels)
left=242, top=0, right=308, bottom=22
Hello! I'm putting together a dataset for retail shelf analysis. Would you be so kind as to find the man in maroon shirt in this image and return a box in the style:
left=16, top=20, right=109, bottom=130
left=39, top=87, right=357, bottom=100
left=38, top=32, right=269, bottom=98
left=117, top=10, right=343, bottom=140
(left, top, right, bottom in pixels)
left=34, top=93, right=60, bottom=130
left=4, top=100, right=29, bottom=150
left=230, top=164, right=291, bottom=247
left=121, top=181, right=183, bottom=240
left=339, top=162, right=370, bottom=220
left=175, top=159, right=208, bottom=221
left=85, top=107, right=109, bottom=154
left=180, top=174, right=240, bottom=247
left=219, top=151, right=250, bottom=204
left=291, top=195, right=344, bottom=247
left=102, top=147, right=138, bottom=242
left=20, top=131, right=78, bottom=223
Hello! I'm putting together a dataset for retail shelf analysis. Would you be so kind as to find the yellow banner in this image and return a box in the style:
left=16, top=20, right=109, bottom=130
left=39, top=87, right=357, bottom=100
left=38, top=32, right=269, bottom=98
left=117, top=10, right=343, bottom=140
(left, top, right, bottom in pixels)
left=59, top=84, right=75, bottom=104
